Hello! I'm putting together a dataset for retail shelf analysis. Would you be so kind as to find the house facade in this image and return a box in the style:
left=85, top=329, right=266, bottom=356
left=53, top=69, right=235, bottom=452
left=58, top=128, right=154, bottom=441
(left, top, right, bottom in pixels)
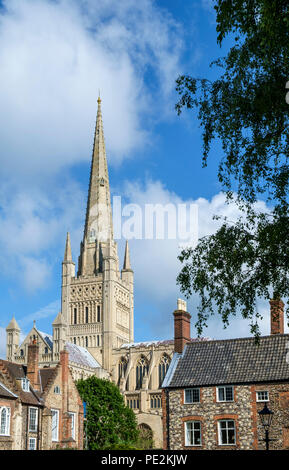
left=162, top=299, right=289, bottom=450
left=0, top=341, right=83, bottom=450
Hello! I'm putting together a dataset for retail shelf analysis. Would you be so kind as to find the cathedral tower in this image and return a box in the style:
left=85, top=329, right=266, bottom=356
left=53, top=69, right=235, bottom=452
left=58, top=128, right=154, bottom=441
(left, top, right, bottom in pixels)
left=62, top=98, right=134, bottom=372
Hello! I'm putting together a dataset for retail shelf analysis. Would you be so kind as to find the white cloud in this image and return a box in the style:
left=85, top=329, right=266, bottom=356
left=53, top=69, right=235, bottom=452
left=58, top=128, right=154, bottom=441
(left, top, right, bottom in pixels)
left=0, top=179, right=85, bottom=290
left=0, top=0, right=184, bottom=176
left=118, top=180, right=275, bottom=339
left=19, top=299, right=60, bottom=327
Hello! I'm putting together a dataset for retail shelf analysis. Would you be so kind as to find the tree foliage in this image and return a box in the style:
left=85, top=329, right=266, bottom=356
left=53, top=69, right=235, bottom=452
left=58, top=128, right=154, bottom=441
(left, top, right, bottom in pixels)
left=176, top=0, right=289, bottom=336
left=76, top=376, right=139, bottom=450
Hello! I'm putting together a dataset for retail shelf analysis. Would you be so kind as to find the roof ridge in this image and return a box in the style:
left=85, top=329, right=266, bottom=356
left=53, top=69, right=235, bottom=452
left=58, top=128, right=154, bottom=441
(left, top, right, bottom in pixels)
left=186, top=333, right=289, bottom=346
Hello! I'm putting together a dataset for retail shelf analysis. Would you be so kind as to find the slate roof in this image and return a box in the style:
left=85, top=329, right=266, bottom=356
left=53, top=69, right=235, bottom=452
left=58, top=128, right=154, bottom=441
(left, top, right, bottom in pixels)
left=163, top=334, right=289, bottom=388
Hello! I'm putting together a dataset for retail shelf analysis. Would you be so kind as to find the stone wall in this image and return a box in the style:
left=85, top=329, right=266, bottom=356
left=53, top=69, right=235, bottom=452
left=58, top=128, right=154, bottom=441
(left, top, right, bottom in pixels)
left=163, top=382, right=289, bottom=450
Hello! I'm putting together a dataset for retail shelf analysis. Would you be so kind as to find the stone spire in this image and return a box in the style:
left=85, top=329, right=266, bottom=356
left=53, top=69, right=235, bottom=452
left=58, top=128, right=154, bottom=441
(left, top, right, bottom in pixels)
left=123, top=240, right=132, bottom=271
left=83, top=97, right=113, bottom=244
left=6, top=316, right=20, bottom=332
left=64, top=232, right=72, bottom=262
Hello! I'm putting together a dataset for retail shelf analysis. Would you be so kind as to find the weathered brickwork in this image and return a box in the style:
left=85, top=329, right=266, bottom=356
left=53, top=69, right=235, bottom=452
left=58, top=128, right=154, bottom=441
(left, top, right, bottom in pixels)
left=0, top=347, right=83, bottom=450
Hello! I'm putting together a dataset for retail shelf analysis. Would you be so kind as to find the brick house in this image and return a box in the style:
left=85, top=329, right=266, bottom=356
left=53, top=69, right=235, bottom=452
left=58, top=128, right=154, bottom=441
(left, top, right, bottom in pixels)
left=0, top=341, right=83, bottom=450
left=162, top=299, right=289, bottom=450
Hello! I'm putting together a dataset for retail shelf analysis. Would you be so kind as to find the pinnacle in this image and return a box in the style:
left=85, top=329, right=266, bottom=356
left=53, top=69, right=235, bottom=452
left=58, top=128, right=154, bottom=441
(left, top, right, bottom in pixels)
left=64, top=232, right=72, bottom=262
left=123, top=240, right=132, bottom=271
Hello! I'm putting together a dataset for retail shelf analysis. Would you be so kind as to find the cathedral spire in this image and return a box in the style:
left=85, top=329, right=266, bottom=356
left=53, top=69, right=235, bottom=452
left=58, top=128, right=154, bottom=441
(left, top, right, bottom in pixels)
left=64, top=232, right=72, bottom=262
left=83, top=97, right=113, bottom=244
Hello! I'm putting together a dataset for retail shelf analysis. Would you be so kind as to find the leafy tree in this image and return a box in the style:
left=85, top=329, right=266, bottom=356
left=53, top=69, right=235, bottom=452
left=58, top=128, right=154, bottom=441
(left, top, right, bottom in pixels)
left=76, top=376, right=139, bottom=450
left=176, top=0, right=289, bottom=336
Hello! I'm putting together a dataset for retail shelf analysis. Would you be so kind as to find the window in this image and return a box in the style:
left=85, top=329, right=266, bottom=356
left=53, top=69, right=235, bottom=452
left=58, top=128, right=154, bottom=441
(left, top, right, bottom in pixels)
left=150, top=394, right=162, bottom=409
left=20, top=349, right=24, bottom=357
left=218, top=420, right=236, bottom=445
left=21, top=378, right=30, bottom=392
left=29, top=407, right=38, bottom=432
left=118, top=357, right=128, bottom=384
left=185, top=421, right=202, bottom=446
left=97, top=306, right=101, bottom=322
left=256, top=391, right=269, bottom=402
left=54, top=385, right=61, bottom=394
left=85, top=336, right=88, bottom=347
left=74, top=308, right=77, bottom=325
left=0, top=407, right=11, bottom=436
left=184, top=388, right=200, bottom=404
left=51, top=409, right=59, bottom=442
left=85, top=307, right=89, bottom=324
left=136, top=356, right=149, bottom=390
left=217, top=386, right=234, bottom=402
left=127, top=397, right=139, bottom=409
left=28, top=437, right=37, bottom=450
left=44, top=347, right=48, bottom=354
left=158, top=355, right=170, bottom=388
left=68, top=412, right=76, bottom=440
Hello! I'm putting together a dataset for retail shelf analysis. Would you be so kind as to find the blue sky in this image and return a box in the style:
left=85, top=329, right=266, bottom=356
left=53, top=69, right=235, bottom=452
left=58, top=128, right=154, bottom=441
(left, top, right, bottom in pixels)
left=0, top=0, right=284, bottom=356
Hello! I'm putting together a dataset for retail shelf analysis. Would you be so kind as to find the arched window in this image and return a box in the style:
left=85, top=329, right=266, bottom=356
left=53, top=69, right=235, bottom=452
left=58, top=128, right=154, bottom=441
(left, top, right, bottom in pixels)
left=159, top=354, right=170, bottom=388
left=74, top=308, right=77, bottom=325
left=118, top=357, right=128, bottom=384
left=136, top=356, right=149, bottom=390
left=0, top=407, right=11, bottom=436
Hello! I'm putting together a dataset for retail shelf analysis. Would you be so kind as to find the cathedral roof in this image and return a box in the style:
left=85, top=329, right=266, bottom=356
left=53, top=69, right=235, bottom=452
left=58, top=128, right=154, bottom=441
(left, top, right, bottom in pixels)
left=120, top=339, right=175, bottom=349
left=38, top=331, right=53, bottom=350
left=65, top=343, right=101, bottom=369
left=119, top=338, right=208, bottom=349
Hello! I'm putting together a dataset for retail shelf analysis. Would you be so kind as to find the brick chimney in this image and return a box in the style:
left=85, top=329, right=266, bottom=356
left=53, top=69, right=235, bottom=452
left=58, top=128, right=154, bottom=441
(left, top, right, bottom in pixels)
left=270, top=298, right=284, bottom=335
left=60, top=349, right=69, bottom=383
left=27, top=339, right=40, bottom=390
left=173, top=299, right=191, bottom=353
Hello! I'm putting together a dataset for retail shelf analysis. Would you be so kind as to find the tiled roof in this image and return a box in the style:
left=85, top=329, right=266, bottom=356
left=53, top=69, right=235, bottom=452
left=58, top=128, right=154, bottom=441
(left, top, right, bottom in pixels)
left=65, top=343, right=101, bottom=369
left=163, top=334, right=289, bottom=388
left=0, top=360, right=42, bottom=406
left=0, top=381, right=18, bottom=399
left=39, top=368, right=56, bottom=392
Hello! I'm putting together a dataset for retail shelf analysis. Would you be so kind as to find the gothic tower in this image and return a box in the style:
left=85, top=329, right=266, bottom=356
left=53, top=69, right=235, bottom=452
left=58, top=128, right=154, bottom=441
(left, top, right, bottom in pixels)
left=6, top=316, right=20, bottom=361
left=61, top=98, right=134, bottom=372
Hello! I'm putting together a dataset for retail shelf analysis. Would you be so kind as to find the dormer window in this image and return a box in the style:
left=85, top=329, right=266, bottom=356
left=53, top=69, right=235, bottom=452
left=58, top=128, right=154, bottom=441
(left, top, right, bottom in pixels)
left=21, top=378, right=30, bottom=392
